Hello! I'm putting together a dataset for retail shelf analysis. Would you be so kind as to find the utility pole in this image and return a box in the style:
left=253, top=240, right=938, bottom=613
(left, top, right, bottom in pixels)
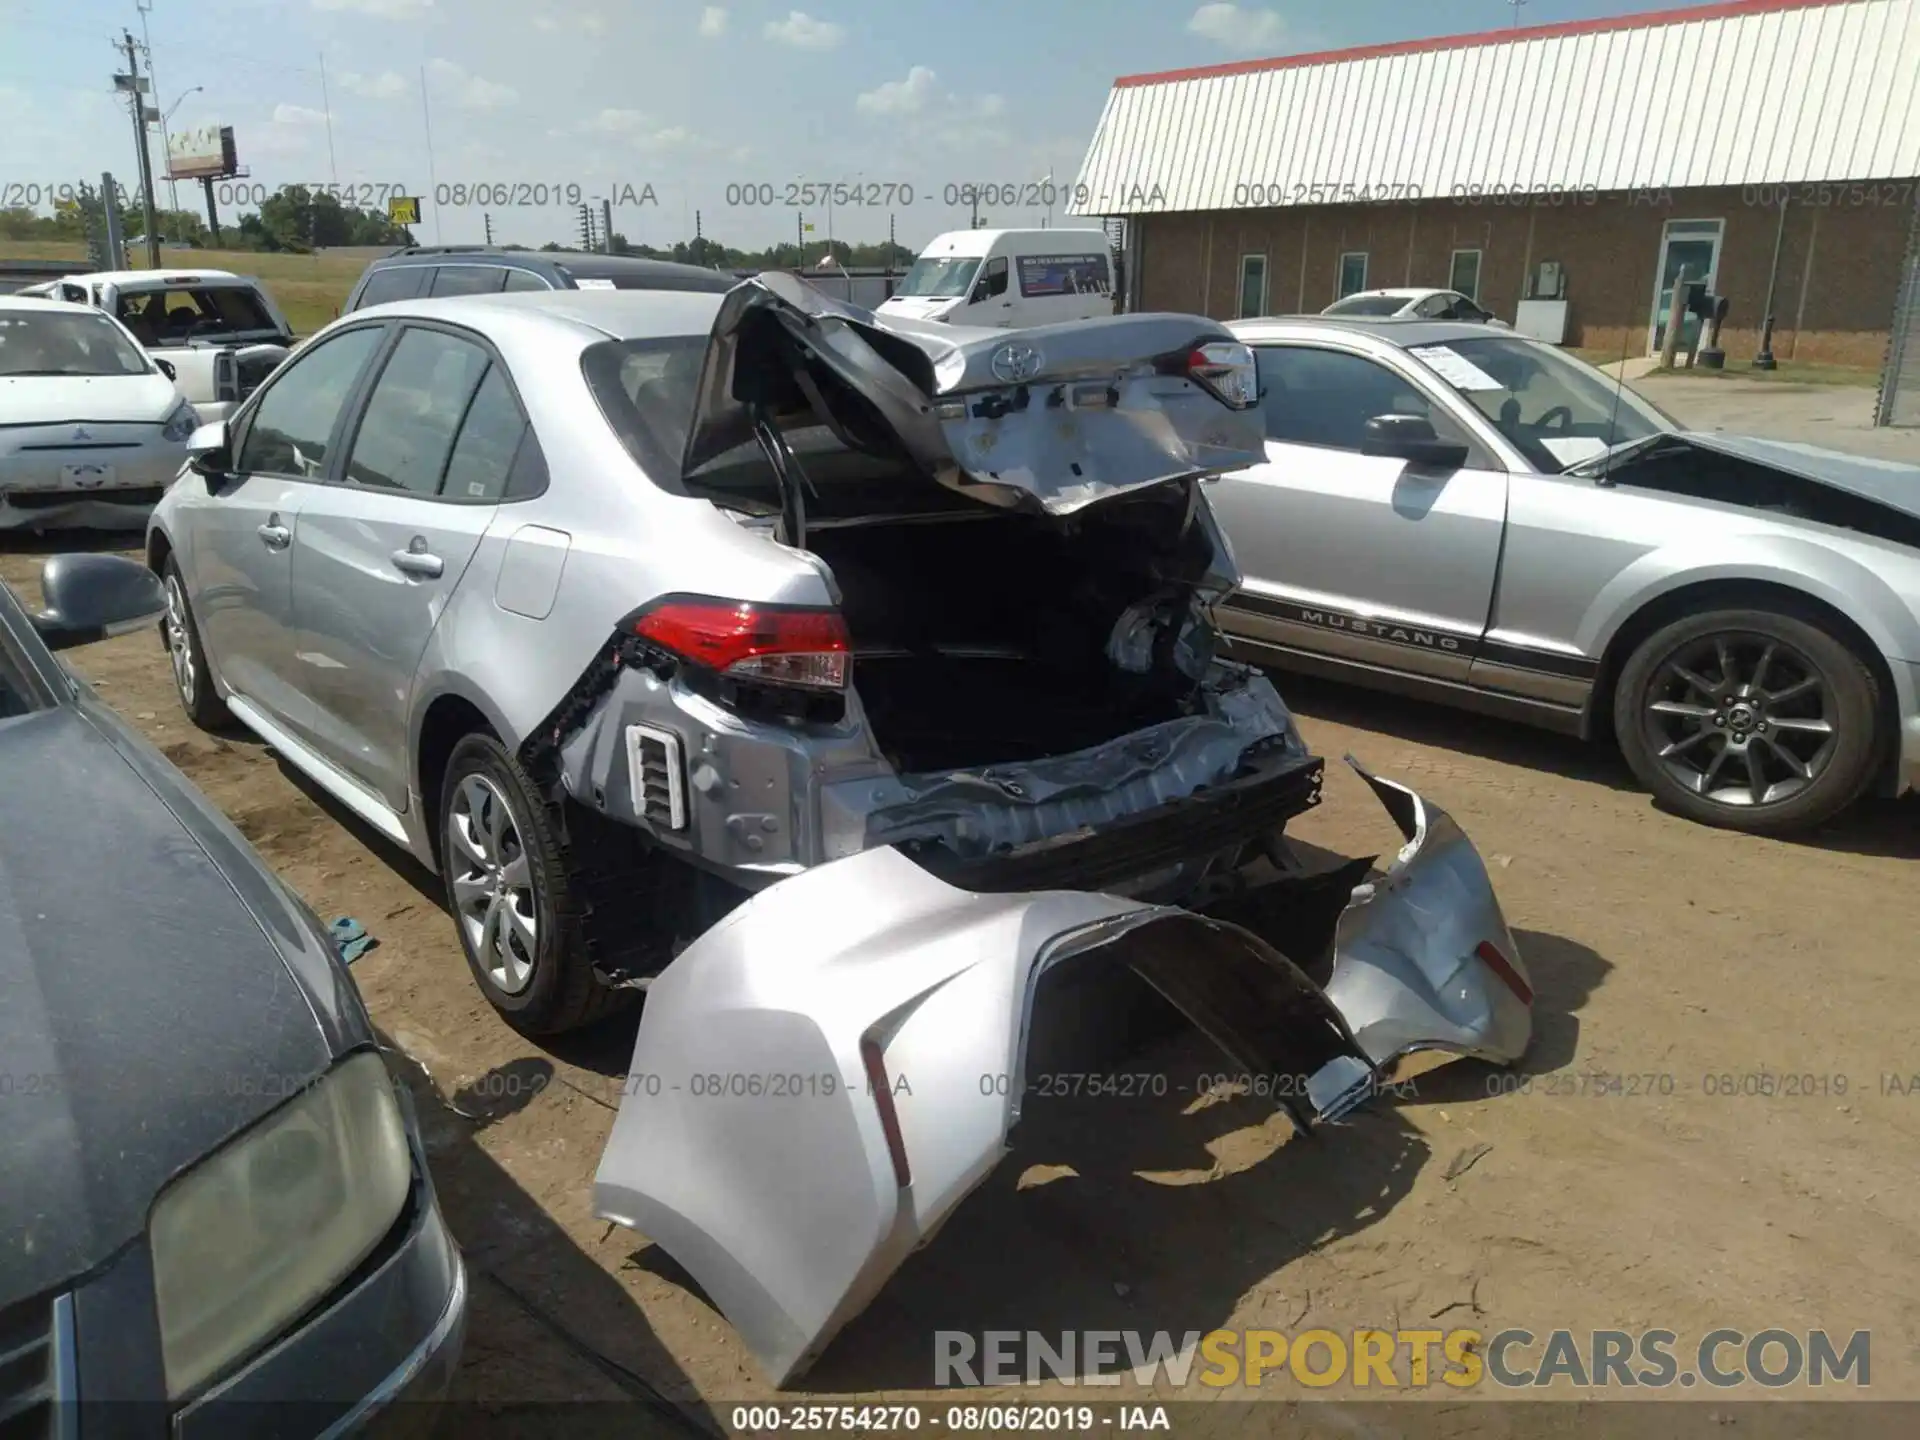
left=796, top=210, right=804, bottom=267
left=1507, top=0, right=1528, bottom=25
left=116, top=31, right=161, bottom=267
left=483, top=212, right=494, bottom=245
left=601, top=196, right=614, bottom=254
left=419, top=66, right=442, bottom=244
left=135, top=0, right=178, bottom=216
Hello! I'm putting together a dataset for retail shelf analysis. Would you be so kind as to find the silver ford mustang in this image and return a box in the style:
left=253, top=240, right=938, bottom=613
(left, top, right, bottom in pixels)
left=148, top=277, right=1534, bottom=1383
left=1216, top=316, right=1920, bottom=835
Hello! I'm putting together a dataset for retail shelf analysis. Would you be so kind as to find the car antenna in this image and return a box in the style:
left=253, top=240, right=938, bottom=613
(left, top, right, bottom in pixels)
left=1597, top=303, right=1636, bottom=485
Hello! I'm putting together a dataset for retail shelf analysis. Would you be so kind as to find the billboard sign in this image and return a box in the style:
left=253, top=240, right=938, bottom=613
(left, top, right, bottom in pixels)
left=1016, top=253, right=1111, bottom=299
left=167, top=125, right=238, bottom=181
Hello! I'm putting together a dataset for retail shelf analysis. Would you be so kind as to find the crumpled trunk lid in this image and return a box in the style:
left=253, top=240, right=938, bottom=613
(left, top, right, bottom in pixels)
left=592, top=760, right=1531, bottom=1386
left=680, top=271, right=1265, bottom=516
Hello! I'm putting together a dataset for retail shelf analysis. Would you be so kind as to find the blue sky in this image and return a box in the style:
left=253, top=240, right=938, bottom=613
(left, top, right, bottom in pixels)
left=3, top=0, right=1715, bottom=249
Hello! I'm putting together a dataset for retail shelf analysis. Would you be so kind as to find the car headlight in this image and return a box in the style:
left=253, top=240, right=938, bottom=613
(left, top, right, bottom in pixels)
left=148, top=1050, right=413, bottom=1398
left=160, top=399, right=199, bottom=444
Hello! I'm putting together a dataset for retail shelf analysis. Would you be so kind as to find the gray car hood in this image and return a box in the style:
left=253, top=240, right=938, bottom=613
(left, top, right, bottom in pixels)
left=0, top=702, right=341, bottom=1307
left=1674, top=431, right=1920, bottom=520
left=681, top=271, right=1265, bottom=516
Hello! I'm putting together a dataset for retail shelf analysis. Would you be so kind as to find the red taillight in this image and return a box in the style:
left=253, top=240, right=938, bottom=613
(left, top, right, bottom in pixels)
left=860, top=1037, right=912, bottom=1188
left=1475, top=939, right=1533, bottom=1005
left=633, top=599, right=850, bottom=690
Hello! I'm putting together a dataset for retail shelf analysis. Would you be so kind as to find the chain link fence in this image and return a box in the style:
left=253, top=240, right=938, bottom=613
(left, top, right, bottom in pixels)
left=1875, top=190, right=1920, bottom=427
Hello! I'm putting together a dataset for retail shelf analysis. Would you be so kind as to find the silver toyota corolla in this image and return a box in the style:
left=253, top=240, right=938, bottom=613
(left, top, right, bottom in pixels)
left=1217, top=316, right=1920, bottom=835
left=148, top=278, right=1534, bottom=1384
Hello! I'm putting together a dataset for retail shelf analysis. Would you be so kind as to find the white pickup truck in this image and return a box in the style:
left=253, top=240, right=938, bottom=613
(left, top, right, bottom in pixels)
left=18, top=268, right=294, bottom=423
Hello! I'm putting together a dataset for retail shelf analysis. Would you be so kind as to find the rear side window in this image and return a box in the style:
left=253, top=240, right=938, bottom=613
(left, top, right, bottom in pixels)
left=345, top=328, right=491, bottom=495
left=352, top=265, right=428, bottom=310
left=428, top=266, right=508, bottom=298
left=442, top=365, right=530, bottom=501
left=237, top=326, right=385, bottom=478
left=501, top=268, right=550, bottom=293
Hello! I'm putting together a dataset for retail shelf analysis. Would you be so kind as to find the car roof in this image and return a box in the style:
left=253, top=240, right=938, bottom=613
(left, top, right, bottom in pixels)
left=68, top=268, right=245, bottom=287
left=0, top=294, right=93, bottom=313
left=368, top=247, right=734, bottom=288
left=1342, top=288, right=1444, bottom=301
left=343, top=288, right=729, bottom=343
left=1230, top=315, right=1511, bottom=348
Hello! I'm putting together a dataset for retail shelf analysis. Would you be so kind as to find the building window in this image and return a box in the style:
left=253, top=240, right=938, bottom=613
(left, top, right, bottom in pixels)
left=1450, top=249, right=1482, bottom=301
left=1238, top=254, right=1268, bottom=318
left=1337, top=252, right=1368, bottom=299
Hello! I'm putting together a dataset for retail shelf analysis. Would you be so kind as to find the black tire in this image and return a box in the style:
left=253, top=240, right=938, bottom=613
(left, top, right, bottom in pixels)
left=1613, top=605, right=1880, bottom=835
left=436, top=733, right=633, bottom=1035
left=159, top=558, right=233, bottom=731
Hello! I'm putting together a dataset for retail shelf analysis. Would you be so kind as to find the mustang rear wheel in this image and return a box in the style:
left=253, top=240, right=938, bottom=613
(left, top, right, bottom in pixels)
left=1614, top=607, right=1880, bottom=835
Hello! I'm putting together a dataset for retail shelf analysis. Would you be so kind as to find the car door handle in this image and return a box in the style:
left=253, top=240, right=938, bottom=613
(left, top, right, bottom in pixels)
left=390, top=547, right=445, bottom=579
left=257, top=521, right=291, bottom=549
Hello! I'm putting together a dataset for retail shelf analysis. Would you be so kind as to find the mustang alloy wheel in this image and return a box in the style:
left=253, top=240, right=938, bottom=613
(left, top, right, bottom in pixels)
left=1615, top=607, right=1881, bottom=835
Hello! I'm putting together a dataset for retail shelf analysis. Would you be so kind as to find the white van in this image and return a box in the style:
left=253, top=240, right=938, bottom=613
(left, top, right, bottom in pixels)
left=877, top=228, right=1115, bottom=328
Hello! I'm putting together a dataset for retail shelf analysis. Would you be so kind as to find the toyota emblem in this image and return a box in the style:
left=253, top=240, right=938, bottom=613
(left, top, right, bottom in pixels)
left=990, top=343, right=1043, bottom=384
left=71, top=426, right=92, bottom=442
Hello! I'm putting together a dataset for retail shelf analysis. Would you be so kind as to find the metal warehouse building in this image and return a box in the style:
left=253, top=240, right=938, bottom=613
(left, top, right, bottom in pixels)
left=1074, top=0, right=1920, bottom=397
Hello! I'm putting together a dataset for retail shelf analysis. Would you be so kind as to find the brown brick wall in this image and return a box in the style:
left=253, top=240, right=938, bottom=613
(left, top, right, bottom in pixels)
left=1137, top=183, right=1917, bottom=367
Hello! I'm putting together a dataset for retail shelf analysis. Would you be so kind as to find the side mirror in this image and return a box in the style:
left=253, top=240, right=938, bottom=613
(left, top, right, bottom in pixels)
left=1360, top=413, right=1469, bottom=468
left=155, top=357, right=177, bottom=381
left=186, top=418, right=233, bottom=478
left=33, top=554, right=168, bottom=652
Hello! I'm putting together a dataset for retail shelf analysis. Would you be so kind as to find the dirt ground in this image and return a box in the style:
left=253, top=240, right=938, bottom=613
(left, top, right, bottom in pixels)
left=7, top=381, right=1919, bottom=1431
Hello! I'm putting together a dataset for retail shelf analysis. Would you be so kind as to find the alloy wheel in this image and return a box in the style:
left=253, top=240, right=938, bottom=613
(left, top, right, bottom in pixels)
left=164, top=573, right=195, bottom=708
left=447, top=773, right=540, bottom=994
left=1641, top=631, right=1838, bottom=808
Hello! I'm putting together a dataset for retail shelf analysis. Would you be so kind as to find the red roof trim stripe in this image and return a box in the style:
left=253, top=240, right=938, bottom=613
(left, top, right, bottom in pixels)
left=1113, top=0, right=1862, bottom=88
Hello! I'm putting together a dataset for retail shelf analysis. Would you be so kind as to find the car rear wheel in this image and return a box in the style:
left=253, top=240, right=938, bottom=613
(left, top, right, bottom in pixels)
left=437, top=733, right=631, bottom=1035
left=160, top=560, right=232, bottom=731
left=1614, top=607, right=1880, bottom=835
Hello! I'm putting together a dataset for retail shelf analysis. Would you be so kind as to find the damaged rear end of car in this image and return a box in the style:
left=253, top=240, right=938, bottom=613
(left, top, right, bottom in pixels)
left=551, top=275, right=1535, bottom=1387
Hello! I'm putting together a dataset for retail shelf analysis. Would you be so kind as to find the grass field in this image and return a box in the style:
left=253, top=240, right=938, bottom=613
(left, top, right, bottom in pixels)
left=1, top=240, right=365, bottom=335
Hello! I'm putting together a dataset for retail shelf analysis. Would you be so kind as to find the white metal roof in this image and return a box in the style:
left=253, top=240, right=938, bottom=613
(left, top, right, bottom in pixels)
left=1071, top=0, right=1920, bottom=215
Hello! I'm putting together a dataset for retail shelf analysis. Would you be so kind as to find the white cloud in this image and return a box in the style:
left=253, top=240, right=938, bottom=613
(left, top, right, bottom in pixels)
left=273, top=103, right=330, bottom=125
left=764, top=10, right=844, bottom=49
left=698, top=6, right=728, bottom=37
left=310, top=0, right=432, bottom=18
left=579, top=11, right=606, bottom=34
left=581, top=109, right=700, bottom=152
left=856, top=65, right=939, bottom=116
left=1186, top=3, right=1285, bottom=52
left=339, top=70, right=407, bottom=100
left=424, top=58, right=518, bottom=109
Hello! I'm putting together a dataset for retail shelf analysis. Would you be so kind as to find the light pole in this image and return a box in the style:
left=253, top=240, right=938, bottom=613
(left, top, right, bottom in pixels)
left=161, top=86, right=202, bottom=214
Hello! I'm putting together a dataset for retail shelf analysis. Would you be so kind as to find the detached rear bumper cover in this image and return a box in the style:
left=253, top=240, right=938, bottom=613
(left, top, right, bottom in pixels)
left=592, top=760, right=1531, bottom=1387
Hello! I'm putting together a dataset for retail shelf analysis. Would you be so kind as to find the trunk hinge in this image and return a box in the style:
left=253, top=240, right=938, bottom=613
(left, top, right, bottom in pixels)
left=748, top=401, right=819, bottom=551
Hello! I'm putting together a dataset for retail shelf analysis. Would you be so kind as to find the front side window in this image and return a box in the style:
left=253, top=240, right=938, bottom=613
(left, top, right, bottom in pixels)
left=975, top=256, right=1010, bottom=300
left=894, top=256, right=980, bottom=299
left=1409, top=335, right=1676, bottom=471
left=0, top=309, right=150, bottom=377
left=427, top=266, right=509, bottom=298
left=1337, top=252, right=1369, bottom=299
left=1238, top=255, right=1268, bottom=319
left=1255, top=345, right=1462, bottom=452
left=345, top=328, right=492, bottom=496
left=237, top=326, right=385, bottom=479
left=353, top=266, right=428, bottom=310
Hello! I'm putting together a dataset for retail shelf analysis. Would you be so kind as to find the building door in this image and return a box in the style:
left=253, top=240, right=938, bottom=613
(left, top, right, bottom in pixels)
left=1648, top=219, right=1723, bottom=356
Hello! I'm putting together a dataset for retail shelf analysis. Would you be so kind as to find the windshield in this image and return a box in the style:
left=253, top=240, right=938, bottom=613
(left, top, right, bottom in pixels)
left=1408, top=335, right=1678, bottom=472
left=894, top=256, right=980, bottom=299
left=1324, top=294, right=1411, bottom=316
left=0, top=309, right=152, bottom=377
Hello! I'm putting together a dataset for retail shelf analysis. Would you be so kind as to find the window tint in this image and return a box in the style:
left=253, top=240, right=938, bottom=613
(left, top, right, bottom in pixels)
left=237, top=327, right=384, bottom=478
left=428, top=266, right=508, bottom=298
left=501, top=268, right=550, bottom=293
left=977, top=256, right=1009, bottom=299
left=442, top=364, right=529, bottom=501
left=353, top=265, right=427, bottom=310
left=1414, top=294, right=1452, bottom=318
left=1255, top=345, right=1455, bottom=452
left=345, top=328, right=491, bottom=495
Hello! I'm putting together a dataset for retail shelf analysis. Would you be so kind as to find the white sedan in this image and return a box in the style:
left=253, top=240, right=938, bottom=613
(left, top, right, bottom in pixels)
left=1323, top=287, right=1509, bottom=326
left=0, top=296, right=198, bottom=530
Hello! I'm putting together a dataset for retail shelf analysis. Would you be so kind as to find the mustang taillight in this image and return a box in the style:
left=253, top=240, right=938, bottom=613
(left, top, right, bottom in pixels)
left=633, top=599, right=850, bottom=691
left=1185, top=340, right=1259, bottom=409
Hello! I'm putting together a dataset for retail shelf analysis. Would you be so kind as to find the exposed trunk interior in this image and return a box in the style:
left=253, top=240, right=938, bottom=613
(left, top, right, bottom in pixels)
left=807, top=482, right=1226, bottom=773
